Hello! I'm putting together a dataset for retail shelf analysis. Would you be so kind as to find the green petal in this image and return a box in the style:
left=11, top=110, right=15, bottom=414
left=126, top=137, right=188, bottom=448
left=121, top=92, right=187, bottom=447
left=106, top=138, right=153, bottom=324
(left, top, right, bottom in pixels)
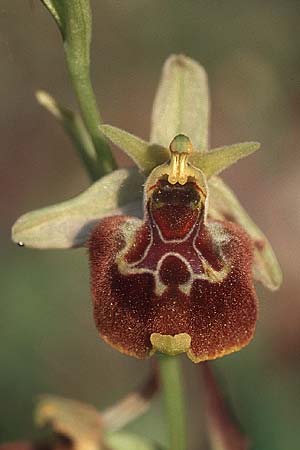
left=191, top=142, right=260, bottom=178
left=100, top=124, right=168, bottom=173
left=208, top=176, right=282, bottom=290
left=150, top=54, right=209, bottom=151
left=105, top=432, right=159, bottom=450
left=37, top=91, right=101, bottom=181
left=12, top=169, right=144, bottom=249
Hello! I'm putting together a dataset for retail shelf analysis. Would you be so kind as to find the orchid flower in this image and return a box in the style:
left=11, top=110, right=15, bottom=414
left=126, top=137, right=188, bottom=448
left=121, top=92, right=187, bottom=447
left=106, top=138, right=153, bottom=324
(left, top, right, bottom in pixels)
left=12, top=55, right=282, bottom=363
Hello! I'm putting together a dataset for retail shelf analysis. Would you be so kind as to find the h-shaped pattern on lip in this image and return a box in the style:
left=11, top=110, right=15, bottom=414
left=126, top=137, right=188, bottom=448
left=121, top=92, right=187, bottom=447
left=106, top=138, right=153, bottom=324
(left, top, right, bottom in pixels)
left=117, top=216, right=231, bottom=297
left=89, top=133, right=258, bottom=361
left=116, top=135, right=231, bottom=296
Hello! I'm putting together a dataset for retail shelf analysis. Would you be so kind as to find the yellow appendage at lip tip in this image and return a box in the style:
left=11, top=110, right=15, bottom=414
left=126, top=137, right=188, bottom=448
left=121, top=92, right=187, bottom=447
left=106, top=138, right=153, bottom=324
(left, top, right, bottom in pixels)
left=150, top=332, right=192, bottom=356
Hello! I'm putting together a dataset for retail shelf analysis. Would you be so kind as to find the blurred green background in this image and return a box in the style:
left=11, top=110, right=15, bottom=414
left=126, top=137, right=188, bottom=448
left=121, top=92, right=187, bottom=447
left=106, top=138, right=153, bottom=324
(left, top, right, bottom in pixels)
left=1, top=1, right=300, bottom=449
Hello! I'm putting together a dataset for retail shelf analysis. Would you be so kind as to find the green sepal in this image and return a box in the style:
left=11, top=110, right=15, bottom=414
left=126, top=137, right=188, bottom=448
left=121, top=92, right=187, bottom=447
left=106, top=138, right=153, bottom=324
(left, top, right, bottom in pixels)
left=150, top=54, right=209, bottom=152
left=190, top=142, right=260, bottom=178
left=100, top=124, right=168, bottom=173
left=37, top=90, right=101, bottom=181
left=12, top=169, right=144, bottom=249
left=208, top=176, right=282, bottom=290
left=105, top=432, right=160, bottom=450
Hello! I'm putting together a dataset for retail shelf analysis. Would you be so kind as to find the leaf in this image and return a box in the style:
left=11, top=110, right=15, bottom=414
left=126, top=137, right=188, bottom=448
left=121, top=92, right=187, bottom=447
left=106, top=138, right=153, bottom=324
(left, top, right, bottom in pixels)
left=12, top=169, right=144, bottom=249
left=105, top=432, right=159, bottom=450
left=190, top=142, right=260, bottom=178
left=100, top=124, right=169, bottom=173
left=40, top=1, right=64, bottom=32
left=150, top=54, right=209, bottom=151
left=208, top=176, right=282, bottom=290
left=36, top=395, right=103, bottom=450
left=36, top=91, right=101, bottom=181
left=201, top=363, right=249, bottom=450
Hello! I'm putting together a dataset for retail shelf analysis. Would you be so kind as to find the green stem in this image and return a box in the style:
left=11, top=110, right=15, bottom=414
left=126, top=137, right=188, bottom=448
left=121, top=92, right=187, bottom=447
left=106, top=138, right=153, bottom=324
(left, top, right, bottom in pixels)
left=36, top=90, right=102, bottom=182
left=40, top=1, right=117, bottom=178
left=63, top=108, right=103, bottom=181
left=67, top=63, right=117, bottom=176
left=157, top=354, right=187, bottom=450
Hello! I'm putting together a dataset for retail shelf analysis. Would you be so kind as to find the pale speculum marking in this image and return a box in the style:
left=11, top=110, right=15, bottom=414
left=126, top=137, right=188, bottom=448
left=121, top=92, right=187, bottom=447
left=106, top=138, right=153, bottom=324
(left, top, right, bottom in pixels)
left=117, top=189, right=230, bottom=297
left=116, top=135, right=231, bottom=297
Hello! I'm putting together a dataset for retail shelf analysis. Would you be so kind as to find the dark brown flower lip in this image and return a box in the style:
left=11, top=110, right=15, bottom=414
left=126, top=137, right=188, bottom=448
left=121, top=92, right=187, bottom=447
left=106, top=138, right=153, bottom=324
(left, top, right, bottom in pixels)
left=89, top=211, right=258, bottom=362
left=87, top=132, right=259, bottom=362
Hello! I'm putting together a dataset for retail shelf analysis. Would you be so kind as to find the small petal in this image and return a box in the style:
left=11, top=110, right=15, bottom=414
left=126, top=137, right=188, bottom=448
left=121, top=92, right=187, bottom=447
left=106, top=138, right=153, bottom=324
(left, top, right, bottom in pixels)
left=190, top=142, right=260, bottom=178
left=100, top=124, right=259, bottom=180
left=12, top=169, right=144, bottom=249
left=208, top=176, right=282, bottom=290
left=150, top=54, right=210, bottom=151
left=99, top=124, right=168, bottom=173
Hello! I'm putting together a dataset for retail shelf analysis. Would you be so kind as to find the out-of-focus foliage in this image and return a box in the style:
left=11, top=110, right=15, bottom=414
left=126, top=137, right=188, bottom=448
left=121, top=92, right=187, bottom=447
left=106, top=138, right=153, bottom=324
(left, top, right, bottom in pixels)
left=35, top=393, right=159, bottom=450
left=1, top=1, right=300, bottom=449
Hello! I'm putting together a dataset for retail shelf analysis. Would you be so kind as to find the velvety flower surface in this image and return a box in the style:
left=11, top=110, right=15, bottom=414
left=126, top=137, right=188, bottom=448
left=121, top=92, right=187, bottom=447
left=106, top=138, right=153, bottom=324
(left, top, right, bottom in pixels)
left=89, top=135, right=258, bottom=362
left=12, top=55, right=282, bottom=362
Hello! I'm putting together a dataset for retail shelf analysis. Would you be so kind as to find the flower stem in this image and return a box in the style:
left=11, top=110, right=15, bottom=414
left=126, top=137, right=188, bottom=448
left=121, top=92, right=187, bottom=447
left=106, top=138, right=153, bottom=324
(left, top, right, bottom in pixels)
left=67, top=62, right=117, bottom=177
left=157, top=354, right=187, bottom=450
left=62, top=0, right=117, bottom=177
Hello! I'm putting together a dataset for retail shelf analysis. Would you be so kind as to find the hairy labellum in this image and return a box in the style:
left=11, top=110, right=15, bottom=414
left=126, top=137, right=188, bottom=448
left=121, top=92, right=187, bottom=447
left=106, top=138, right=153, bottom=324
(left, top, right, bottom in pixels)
left=89, top=135, right=258, bottom=362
